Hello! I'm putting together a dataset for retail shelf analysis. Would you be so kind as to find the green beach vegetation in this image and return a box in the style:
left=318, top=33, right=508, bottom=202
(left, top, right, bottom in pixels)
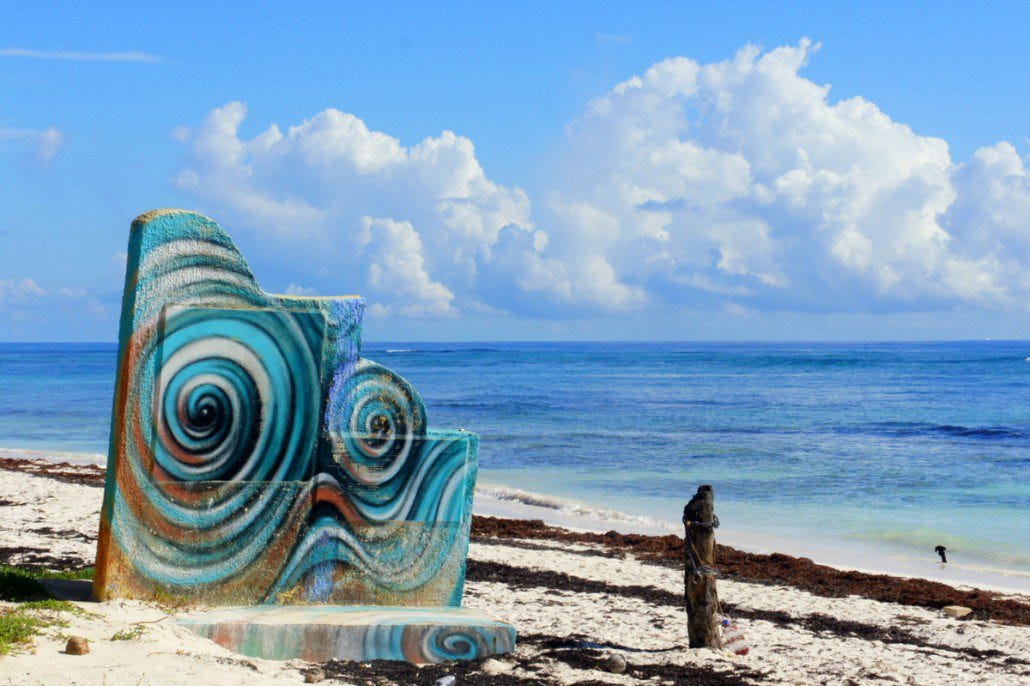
left=0, top=565, right=93, bottom=655
left=110, top=624, right=146, bottom=641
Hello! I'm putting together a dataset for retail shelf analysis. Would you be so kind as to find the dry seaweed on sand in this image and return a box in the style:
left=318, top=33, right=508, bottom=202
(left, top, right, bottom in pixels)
left=470, top=515, right=1030, bottom=625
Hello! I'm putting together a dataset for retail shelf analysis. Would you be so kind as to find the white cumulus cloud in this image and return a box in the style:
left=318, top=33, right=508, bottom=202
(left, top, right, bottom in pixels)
left=0, top=126, right=65, bottom=165
left=0, top=276, right=111, bottom=338
left=174, top=102, right=531, bottom=316
left=536, top=39, right=1028, bottom=312
left=362, top=216, right=457, bottom=318
left=0, top=278, right=46, bottom=304
left=173, top=42, right=1027, bottom=321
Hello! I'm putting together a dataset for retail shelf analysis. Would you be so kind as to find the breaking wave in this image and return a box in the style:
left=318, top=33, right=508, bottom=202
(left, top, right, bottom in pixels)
left=475, top=482, right=678, bottom=533
left=0, top=446, right=106, bottom=466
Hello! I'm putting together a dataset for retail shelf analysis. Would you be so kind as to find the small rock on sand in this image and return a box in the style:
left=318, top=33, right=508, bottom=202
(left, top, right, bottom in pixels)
left=64, top=637, right=89, bottom=655
left=602, top=652, right=627, bottom=674
left=480, top=658, right=512, bottom=674
left=303, top=668, right=324, bottom=683
left=942, top=605, right=972, bottom=618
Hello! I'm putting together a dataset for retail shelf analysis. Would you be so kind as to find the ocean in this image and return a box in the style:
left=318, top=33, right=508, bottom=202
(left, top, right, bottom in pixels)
left=1, top=341, right=1027, bottom=590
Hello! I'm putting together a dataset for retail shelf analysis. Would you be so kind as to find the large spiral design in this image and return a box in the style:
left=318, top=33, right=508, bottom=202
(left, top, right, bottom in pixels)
left=104, top=216, right=326, bottom=589
left=120, top=306, right=321, bottom=585
left=151, top=307, right=318, bottom=487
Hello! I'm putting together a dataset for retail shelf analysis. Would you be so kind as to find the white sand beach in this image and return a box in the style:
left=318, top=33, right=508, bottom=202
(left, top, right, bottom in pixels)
left=1, top=462, right=1028, bottom=685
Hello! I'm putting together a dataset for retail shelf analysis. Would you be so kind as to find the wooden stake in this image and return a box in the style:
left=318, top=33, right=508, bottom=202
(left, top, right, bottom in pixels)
left=683, top=484, right=722, bottom=649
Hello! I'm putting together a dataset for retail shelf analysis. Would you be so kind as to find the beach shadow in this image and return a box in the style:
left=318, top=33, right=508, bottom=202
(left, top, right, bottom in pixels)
left=567, top=640, right=683, bottom=653
left=527, top=634, right=682, bottom=653
left=42, top=578, right=94, bottom=602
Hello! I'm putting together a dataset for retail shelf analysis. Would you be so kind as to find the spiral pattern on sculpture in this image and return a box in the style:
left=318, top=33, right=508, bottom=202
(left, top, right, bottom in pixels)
left=105, top=222, right=327, bottom=587
left=151, top=306, right=319, bottom=486
left=358, top=622, right=507, bottom=662
left=185, top=610, right=516, bottom=663
left=98, top=211, right=484, bottom=614
left=423, top=626, right=480, bottom=660
left=327, top=359, right=427, bottom=488
left=123, top=306, right=321, bottom=585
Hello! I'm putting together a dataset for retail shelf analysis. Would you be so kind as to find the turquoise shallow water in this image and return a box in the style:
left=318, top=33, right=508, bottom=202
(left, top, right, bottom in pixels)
left=1, top=341, right=1027, bottom=579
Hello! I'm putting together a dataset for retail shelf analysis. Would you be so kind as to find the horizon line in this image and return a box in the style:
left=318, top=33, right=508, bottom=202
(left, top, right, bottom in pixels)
left=1, top=338, right=1027, bottom=345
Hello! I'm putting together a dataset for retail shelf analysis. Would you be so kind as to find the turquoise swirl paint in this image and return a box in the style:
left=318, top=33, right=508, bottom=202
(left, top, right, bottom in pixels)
left=93, top=210, right=498, bottom=648
left=177, top=606, right=517, bottom=663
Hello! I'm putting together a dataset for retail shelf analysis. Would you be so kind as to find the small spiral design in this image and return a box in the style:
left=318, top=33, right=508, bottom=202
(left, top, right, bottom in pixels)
left=327, top=359, right=426, bottom=487
left=362, top=622, right=505, bottom=662
left=419, top=625, right=488, bottom=661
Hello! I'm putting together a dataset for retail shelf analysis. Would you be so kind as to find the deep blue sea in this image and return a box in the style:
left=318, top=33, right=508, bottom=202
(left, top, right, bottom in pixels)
left=1, top=341, right=1027, bottom=585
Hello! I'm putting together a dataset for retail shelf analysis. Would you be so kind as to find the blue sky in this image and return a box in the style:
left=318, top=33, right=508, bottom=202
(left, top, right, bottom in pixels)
left=1, top=2, right=1027, bottom=341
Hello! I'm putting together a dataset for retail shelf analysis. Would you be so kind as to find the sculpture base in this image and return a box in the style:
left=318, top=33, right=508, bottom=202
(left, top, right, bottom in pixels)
left=176, top=606, right=516, bottom=664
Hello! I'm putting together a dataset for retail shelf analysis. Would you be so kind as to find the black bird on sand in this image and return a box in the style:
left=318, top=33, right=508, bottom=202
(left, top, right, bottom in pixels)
left=935, top=545, right=948, bottom=563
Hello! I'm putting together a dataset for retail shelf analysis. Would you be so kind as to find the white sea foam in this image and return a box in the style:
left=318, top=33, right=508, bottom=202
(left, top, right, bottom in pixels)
left=475, top=482, right=679, bottom=534
left=0, top=446, right=106, bottom=466
left=473, top=481, right=1030, bottom=593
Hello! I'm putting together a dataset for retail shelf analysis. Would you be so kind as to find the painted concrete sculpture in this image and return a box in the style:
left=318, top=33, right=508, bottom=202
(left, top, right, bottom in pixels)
left=94, top=209, right=514, bottom=662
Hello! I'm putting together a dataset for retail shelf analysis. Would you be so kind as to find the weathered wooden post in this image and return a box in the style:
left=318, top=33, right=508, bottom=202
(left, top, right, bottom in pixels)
left=683, top=484, right=722, bottom=649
